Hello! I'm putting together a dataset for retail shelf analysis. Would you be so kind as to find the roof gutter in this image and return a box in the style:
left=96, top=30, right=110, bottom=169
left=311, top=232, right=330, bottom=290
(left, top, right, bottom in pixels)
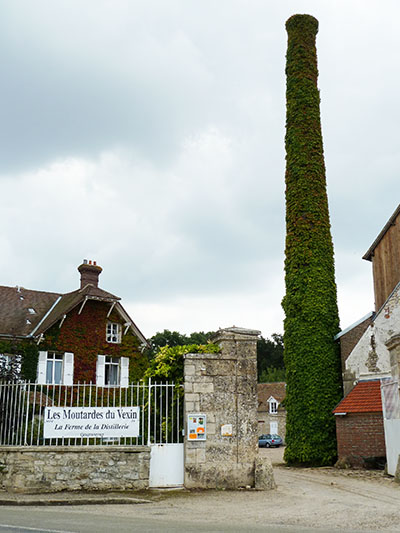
left=0, top=333, right=30, bottom=340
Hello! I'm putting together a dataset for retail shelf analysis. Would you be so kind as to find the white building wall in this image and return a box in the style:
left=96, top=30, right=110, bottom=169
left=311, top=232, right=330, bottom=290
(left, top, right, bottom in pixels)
left=345, top=284, right=400, bottom=382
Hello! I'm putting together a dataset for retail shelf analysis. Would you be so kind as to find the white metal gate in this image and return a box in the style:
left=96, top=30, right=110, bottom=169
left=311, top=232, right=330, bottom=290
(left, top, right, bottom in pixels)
left=149, top=444, right=184, bottom=487
left=147, top=380, right=184, bottom=487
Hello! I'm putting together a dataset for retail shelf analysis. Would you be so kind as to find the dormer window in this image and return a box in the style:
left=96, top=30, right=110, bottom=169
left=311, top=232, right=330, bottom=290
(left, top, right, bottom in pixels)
left=268, top=396, right=279, bottom=414
left=106, top=322, right=121, bottom=343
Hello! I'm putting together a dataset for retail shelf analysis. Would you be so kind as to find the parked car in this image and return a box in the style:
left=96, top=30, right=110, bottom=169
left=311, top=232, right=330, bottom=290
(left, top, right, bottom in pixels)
left=258, top=434, right=283, bottom=448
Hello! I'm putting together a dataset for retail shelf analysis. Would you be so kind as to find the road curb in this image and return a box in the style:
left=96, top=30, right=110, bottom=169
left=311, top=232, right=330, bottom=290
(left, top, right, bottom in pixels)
left=0, top=496, right=152, bottom=506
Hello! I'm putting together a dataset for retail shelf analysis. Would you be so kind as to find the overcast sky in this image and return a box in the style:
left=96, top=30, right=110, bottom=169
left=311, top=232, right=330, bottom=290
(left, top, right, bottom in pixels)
left=1, top=0, right=398, bottom=339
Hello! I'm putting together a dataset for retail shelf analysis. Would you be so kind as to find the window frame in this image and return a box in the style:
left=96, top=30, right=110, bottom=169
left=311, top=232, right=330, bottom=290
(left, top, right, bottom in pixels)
left=268, top=396, right=279, bottom=415
left=104, top=356, right=120, bottom=386
left=106, top=322, right=122, bottom=344
left=37, top=351, right=74, bottom=386
left=96, top=355, right=129, bottom=388
left=46, top=352, right=64, bottom=385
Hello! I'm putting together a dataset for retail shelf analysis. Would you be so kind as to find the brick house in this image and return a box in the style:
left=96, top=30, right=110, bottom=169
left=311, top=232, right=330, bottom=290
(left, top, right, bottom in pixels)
left=333, top=380, right=385, bottom=467
left=0, top=260, right=148, bottom=385
left=257, top=382, right=286, bottom=440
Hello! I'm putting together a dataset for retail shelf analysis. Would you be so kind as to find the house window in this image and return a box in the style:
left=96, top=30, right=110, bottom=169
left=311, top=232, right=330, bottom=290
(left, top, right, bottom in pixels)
left=268, top=396, right=279, bottom=414
left=269, top=401, right=278, bottom=414
left=106, top=322, right=121, bottom=343
left=37, top=351, right=74, bottom=386
left=105, top=356, right=119, bottom=385
left=46, top=352, right=64, bottom=384
left=96, top=355, right=129, bottom=388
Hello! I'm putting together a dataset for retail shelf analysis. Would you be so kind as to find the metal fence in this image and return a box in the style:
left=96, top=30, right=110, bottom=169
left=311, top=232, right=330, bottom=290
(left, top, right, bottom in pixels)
left=0, top=380, right=183, bottom=447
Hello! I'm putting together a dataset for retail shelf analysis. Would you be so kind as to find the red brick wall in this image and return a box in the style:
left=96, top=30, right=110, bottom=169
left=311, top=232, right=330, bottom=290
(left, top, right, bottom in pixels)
left=335, top=412, right=386, bottom=467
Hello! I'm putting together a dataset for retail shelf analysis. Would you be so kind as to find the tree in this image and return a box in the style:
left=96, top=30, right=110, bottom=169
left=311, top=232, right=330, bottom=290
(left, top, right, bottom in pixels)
left=150, top=330, right=285, bottom=382
left=257, top=334, right=284, bottom=381
left=145, top=329, right=218, bottom=382
left=147, top=330, right=215, bottom=359
left=282, top=14, right=342, bottom=465
left=145, top=343, right=220, bottom=383
left=259, top=366, right=286, bottom=383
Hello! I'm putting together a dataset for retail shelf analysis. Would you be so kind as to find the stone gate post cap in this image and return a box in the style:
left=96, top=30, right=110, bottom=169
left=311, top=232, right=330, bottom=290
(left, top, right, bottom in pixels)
left=211, top=326, right=261, bottom=341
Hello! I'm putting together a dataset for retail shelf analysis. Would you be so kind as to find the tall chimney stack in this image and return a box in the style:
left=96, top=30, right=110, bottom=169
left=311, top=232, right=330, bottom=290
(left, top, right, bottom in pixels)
left=78, top=259, right=102, bottom=288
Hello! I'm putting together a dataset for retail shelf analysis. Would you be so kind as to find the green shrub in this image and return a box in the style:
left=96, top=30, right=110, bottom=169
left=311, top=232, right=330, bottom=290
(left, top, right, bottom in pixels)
left=145, top=343, right=221, bottom=383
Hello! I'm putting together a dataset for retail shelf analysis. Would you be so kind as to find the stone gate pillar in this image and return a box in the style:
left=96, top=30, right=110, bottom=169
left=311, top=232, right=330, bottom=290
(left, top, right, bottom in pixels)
left=386, top=334, right=400, bottom=383
left=183, top=326, right=261, bottom=489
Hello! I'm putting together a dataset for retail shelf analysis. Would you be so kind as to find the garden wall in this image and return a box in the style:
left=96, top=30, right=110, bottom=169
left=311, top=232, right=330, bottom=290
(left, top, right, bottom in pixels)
left=0, top=446, right=150, bottom=493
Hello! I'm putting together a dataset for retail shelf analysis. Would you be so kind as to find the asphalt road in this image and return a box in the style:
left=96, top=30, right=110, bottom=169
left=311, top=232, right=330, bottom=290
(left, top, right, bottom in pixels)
left=0, top=506, right=379, bottom=533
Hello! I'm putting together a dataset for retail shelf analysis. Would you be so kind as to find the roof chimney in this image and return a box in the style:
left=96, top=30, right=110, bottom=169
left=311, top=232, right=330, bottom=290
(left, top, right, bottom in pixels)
left=78, top=259, right=102, bottom=288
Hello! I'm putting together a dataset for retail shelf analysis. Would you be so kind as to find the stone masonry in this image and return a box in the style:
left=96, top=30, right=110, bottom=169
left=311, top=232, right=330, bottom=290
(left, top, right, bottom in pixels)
left=184, top=326, right=275, bottom=489
left=0, top=446, right=150, bottom=493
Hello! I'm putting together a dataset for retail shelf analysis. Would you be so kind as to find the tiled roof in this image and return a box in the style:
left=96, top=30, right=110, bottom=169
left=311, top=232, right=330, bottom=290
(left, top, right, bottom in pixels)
left=35, top=285, right=120, bottom=335
left=333, top=380, right=382, bottom=414
left=258, top=382, right=286, bottom=410
left=0, top=278, right=148, bottom=345
left=0, top=286, right=61, bottom=337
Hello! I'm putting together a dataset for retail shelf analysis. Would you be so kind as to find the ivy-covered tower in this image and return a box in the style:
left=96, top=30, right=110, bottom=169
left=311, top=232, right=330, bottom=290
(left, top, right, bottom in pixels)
left=282, top=14, right=342, bottom=465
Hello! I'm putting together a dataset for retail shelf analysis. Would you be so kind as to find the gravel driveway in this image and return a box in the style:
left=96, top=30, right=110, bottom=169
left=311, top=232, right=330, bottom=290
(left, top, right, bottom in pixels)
left=49, top=447, right=400, bottom=532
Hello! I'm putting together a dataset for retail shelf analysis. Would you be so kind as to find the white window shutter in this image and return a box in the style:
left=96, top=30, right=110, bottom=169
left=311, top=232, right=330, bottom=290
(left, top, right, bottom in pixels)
left=96, top=355, right=106, bottom=386
left=63, top=352, right=74, bottom=385
left=37, top=351, right=47, bottom=384
left=120, top=357, right=129, bottom=388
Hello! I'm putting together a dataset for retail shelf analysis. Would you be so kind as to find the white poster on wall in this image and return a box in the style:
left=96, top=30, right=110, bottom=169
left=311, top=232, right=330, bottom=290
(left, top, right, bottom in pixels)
left=43, top=406, right=140, bottom=439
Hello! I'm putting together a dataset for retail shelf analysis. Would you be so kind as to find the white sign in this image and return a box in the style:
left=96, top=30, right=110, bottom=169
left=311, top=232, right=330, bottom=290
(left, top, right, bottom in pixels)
left=43, top=406, right=140, bottom=439
left=221, top=424, right=232, bottom=437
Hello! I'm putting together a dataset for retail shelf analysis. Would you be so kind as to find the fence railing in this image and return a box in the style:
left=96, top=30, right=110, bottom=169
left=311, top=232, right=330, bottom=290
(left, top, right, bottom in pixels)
left=0, top=380, right=183, bottom=447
